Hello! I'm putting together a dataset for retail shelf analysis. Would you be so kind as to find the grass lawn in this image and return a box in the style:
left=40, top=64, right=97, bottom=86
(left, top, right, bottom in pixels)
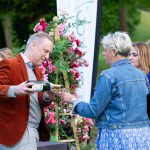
left=131, top=10, right=150, bottom=42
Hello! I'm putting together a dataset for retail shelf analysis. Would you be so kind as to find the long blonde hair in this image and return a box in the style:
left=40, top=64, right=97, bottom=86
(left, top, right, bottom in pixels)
left=133, top=42, right=150, bottom=73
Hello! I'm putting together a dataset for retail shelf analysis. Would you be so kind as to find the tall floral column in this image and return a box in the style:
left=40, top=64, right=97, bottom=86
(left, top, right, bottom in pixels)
left=33, top=15, right=93, bottom=150
left=52, top=16, right=80, bottom=150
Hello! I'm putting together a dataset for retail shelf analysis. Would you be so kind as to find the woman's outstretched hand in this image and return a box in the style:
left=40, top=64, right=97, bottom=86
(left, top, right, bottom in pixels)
left=61, top=92, right=74, bottom=103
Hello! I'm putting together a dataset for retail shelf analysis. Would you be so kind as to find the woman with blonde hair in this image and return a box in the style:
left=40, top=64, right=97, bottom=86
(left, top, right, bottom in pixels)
left=129, top=42, right=150, bottom=120
left=129, top=42, right=150, bottom=83
left=0, top=47, right=12, bottom=61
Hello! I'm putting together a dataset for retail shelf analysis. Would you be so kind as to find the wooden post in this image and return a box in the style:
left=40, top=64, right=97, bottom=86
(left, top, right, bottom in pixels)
left=71, top=117, right=80, bottom=150
left=53, top=16, right=60, bottom=42
left=55, top=104, right=59, bottom=140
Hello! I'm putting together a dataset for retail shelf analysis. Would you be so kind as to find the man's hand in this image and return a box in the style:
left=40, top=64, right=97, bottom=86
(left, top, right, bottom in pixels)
left=14, top=81, right=35, bottom=96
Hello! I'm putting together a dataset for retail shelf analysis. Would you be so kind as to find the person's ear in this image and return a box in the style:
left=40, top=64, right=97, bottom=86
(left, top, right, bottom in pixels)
left=112, top=49, right=118, bottom=56
left=31, top=41, right=37, bottom=50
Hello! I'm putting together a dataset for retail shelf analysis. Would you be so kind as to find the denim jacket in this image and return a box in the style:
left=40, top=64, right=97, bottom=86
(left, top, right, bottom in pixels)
left=73, top=59, right=149, bottom=129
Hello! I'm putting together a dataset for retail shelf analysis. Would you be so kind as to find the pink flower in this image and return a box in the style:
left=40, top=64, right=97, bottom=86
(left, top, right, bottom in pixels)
left=33, top=23, right=43, bottom=32
left=77, top=128, right=82, bottom=133
left=67, top=32, right=76, bottom=42
left=70, top=114, right=77, bottom=118
left=43, top=73, right=48, bottom=81
left=39, top=59, right=56, bottom=75
left=58, top=23, right=66, bottom=36
left=44, top=103, right=55, bottom=112
left=39, top=65, right=46, bottom=74
left=39, top=18, right=48, bottom=31
left=74, top=70, right=80, bottom=79
left=48, top=64, right=56, bottom=73
left=49, top=102, right=55, bottom=109
left=70, top=68, right=76, bottom=75
left=46, top=59, right=56, bottom=73
left=39, top=18, right=46, bottom=22
left=74, top=47, right=83, bottom=56
left=82, top=133, right=89, bottom=141
left=70, top=84, right=78, bottom=90
left=67, top=47, right=73, bottom=52
left=70, top=69, right=80, bottom=80
left=44, top=107, right=47, bottom=113
left=33, top=18, right=48, bottom=32
left=75, top=39, right=80, bottom=46
left=72, top=60, right=79, bottom=68
left=60, top=119, right=65, bottom=124
left=42, top=61, right=48, bottom=68
left=85, top=118, right=94, bottom=126
left=83, top=60, right=89, bottom=67
left=79, top=59, right=89, bottom=67
left=84, top=125, right=89, bottom=132
left=46, top=112, right=56, bottom=124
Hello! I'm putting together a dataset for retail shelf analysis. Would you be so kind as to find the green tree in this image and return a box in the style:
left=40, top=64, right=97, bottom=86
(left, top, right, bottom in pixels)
left=0, top=0, right=56, bottom=48
left=100, top=0, right=150, bottom=36
left=0, top=0, right=150, bottom=48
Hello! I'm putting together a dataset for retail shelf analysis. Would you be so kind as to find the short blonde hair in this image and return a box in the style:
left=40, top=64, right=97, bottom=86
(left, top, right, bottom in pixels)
left=132, top=42, right=150, bottom=73
left=101, top=31, right=132, bottom=57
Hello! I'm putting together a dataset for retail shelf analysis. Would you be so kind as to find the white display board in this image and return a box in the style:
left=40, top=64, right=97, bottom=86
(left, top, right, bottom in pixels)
left=57, top=0, right=99, bottom=102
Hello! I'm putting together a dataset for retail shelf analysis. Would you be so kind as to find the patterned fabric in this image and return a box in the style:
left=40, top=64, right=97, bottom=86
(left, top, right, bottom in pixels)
left=96, top=127, right=150, bottom=150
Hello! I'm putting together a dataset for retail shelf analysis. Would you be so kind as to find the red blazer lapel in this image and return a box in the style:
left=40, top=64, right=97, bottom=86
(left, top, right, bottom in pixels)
left=16, top=54, right=28, bottom=81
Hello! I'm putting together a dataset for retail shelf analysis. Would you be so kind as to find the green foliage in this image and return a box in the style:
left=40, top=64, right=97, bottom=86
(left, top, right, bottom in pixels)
left=101, top=0, right=141, bottom=36
left=138, top=0, right=150, bottom=10
left=50, top=134, right=60, bottom=142
left=1, top=0, right=150, bottom=48
left=101, top=1, right=120, bottom=35
left=127, top=10, right=141, bottom=33
left=0, top=0, right=57, bottom=47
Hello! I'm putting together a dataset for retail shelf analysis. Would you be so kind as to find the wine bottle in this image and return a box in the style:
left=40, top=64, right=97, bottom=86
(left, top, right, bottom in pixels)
left=27, top=80, right=63, bottom=92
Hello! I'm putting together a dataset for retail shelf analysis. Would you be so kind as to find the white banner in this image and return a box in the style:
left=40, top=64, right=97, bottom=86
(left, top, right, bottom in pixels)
left=57, top=0, right=98, bottom=102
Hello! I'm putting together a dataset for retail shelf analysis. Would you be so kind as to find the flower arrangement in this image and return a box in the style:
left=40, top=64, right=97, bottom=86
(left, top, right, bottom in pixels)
left=36, top=17, right=89, bottom=92
left=33, top=13, right=93, bottom=145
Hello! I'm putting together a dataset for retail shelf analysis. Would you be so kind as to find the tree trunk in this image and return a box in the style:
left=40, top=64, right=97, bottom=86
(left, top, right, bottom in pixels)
left=3, top=15, right=13, bottom=49
left=119, top=8, right=128, bottom=32
left=0, top=19, right=6, bottom=48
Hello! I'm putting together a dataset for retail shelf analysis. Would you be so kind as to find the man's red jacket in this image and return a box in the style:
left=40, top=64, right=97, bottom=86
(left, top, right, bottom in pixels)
left=0, top=54, right=50, bottom=146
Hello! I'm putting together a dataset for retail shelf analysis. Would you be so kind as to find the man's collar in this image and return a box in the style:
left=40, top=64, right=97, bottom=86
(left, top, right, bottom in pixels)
left=21, top=52, right=31, bottom=63
left=21, top=53, right=34, bottom=69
